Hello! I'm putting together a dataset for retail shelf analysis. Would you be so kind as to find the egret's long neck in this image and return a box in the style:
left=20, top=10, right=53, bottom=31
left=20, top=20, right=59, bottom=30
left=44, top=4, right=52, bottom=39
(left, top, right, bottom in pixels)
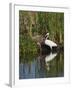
left=46, top=35, right=49, bottom=40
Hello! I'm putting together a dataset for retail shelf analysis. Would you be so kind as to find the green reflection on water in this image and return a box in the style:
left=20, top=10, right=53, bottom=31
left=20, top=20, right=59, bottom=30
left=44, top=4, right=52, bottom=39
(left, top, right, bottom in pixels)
left=19, top=52, right=64, bottom=79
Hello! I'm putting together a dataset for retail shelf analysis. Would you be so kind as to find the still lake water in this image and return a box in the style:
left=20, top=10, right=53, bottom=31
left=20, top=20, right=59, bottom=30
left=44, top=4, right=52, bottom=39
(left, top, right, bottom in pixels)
left=19, top=52, right=64, bottom=79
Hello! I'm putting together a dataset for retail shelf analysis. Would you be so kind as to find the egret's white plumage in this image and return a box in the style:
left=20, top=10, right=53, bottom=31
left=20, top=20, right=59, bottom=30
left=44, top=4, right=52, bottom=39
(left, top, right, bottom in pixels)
left=45, top=33, right=57, bottom=49
left=45, top=39, right=57, bottom=49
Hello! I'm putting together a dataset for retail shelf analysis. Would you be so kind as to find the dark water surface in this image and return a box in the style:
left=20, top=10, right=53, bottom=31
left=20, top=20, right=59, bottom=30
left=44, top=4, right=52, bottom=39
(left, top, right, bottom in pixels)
left=19, top=52, right=64, bottom=79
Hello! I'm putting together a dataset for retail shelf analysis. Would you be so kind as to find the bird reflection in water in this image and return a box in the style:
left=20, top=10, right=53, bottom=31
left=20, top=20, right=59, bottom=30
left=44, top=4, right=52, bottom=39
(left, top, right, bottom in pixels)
left=19, top=51, right=64, bottom=79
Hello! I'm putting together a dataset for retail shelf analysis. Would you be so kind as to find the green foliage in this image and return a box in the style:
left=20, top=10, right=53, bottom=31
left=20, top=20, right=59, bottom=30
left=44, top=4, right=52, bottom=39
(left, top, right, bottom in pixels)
left=19, top=34, right=38, bottom=60
left=19, top=11, right=64, bottom=61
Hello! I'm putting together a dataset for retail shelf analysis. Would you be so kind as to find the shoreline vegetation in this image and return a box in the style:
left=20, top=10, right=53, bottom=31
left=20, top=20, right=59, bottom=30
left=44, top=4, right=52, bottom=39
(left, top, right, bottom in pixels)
left=19, top=11, right=64, bottom=61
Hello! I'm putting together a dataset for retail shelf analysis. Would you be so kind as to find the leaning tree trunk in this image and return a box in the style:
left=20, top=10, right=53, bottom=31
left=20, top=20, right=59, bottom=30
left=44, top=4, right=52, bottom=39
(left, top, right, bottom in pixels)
left=28, top=12, right=35, bottom=38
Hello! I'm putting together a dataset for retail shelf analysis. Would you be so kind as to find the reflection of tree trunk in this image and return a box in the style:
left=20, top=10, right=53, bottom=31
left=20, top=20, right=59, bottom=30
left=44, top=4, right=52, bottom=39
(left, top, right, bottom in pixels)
left=60, top=53, right=64, bottom=72
left=57, top=53, right=64, bottom=76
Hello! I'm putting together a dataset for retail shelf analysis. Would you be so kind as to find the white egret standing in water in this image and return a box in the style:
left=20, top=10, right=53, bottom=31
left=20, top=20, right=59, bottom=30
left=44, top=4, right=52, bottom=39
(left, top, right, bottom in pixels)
left=45, top=33, right=57, bottom=50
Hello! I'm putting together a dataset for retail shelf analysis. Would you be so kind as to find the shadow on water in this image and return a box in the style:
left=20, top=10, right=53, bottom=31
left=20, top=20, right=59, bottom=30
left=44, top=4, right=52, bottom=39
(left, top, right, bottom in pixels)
left=19, top=50, right=64, bottom=79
